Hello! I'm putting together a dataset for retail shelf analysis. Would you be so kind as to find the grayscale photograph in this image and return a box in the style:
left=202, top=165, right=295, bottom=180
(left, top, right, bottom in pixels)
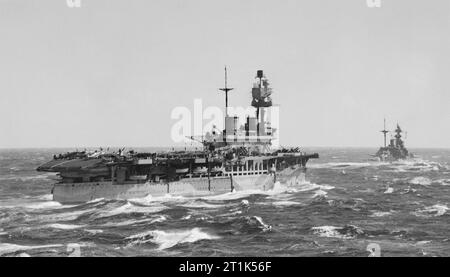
left=0, top=0, right=449, bottom=262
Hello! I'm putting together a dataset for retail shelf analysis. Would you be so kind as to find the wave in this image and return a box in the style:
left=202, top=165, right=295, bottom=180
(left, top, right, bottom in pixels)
left=101, top=215, right=168, bottom=227
left=36, top=194, right=53, bottom=201
left=226, top=216, right=273, bottom=233
left=23, top=201, right=63, bottom=209
left=181, top=214, right=192, bottom=220
left=414, top=240, right=432, bottom=246
left=433, top=179, right=450, bottom=186
left=94, top=202, right=168, bottom=219
left=308, top=162, right=377, bottom=170
left=35, top=208, right=96, bottom=223
left=129, top=194, right=187, bottom=205
left=249, top=216, right=272, bottom=232
left=126, top=227, right=219, bottom=250
left=84, top=229, right=104, bottom=234
left=271, top=200, right=303, bottom=206
left=0, top=243, right=63, bottom=256
left=0, top=199, right=74, bottom=210
left=86, top=198, right=105, bottom=204
left=312, top=189, right=329, bottom=198
left=413, top=204, right=448, bottom=217
left=311, top=225, right=364, bottom=239
left=179, top=201, right=227, bottom=209
left=199, top=189, right=265, bottom=201
left=369, top=211, right=393, bottom=217
left=296, top=181, right=335, bottom=193
left=325, top=198, right=366, bottom=211
left=400, top=186, right=417, bottom=194
left=409, top=177, right=432, bottom=186
left=410, top=177, right=450, bottom=186
left=388, top=159, right=444, bottom=173
left=46, top=223, right=86, bottom=230
left=0, top=174, right=53, bottom=182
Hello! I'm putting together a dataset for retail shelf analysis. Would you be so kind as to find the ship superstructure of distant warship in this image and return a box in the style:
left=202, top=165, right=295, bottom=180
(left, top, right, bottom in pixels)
left=373, top=119, right=413, bottom=161
left=37, top=69, right=319, bottom=204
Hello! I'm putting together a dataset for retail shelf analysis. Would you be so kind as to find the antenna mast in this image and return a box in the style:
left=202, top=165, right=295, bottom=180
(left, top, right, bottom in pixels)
left=219, top=66, right=233, bottom=117
left=380, top=118, right=389, bottom=147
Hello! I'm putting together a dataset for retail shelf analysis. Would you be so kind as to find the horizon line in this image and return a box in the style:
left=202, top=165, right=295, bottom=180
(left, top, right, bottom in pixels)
left=1, top=145, right=449, bottom=150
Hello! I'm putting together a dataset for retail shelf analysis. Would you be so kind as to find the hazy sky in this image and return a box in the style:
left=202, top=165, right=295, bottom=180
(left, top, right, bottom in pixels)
left=0, top=0, right=449, bottom=148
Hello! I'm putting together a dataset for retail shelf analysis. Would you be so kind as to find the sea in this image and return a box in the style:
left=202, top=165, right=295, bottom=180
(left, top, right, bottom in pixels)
left=0, top=148, right=449, bottom=257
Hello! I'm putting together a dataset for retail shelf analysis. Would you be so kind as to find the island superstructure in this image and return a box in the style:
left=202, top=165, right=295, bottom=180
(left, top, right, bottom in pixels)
left=37, top=69, right=319, bottom=204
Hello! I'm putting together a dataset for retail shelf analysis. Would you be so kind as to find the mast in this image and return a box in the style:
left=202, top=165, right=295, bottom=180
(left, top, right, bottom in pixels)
left=251, top=70, right=273, bottom=143
left=256, top=71, right=263, bottom=137
left=219, top=66, right=233, bottom=117
left=380, top=118, right=389, bottom=147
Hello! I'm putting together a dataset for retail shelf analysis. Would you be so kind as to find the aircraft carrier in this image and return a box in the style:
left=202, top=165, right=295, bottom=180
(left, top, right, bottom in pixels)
left=37, top=69, right=319, bottom=204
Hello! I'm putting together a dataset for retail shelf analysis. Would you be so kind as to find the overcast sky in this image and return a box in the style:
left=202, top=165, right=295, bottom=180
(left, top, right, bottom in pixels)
left=0, top=0, right=449, bottom=148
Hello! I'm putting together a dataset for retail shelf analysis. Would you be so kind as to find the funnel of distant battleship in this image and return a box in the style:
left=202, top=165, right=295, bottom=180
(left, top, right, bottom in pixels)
left=373, top=119, right=413, bottom=161
left=37, top=69, right=319, bottom=204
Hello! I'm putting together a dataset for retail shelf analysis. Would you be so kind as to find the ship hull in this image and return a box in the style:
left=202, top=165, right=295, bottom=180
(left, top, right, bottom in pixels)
left=52, top=167, right=307, bottom=204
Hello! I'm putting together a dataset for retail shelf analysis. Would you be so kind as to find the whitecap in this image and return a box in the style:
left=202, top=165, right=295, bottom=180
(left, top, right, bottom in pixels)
left=95, top=202, right=167, bottom=218
left=101, top=215, right=167, bottom=227
left=86, top=198, right=105, bottom=204
left=308, top=162, right=375, bottom=169
left=400, top=186, right=417, bottom=194
left=251, top=216, right=272, bottom=232
left=84, top=229, right=103, bottom=234
left=384, top=187, right=394, bottom=194
left=292, top=181, right=334, bottom=195
left=181, top=214, right=192, bottom=220
left=126, top=227, right=219, bottom=250
left=433, top=179, right=450, bottom=186
left=369, top=211, right=392, bottom=217
left=313, top=189, right=329, bottom=198
left=415, top=240, right=432, bottom=246
left=272, top=200, right=302, bottom=206
left=46, top=223, right=86, bottom=230
left=0, top=243, right=63, bottom=256
left=311, top=225, right=363, bottom=239
left=410, top=176, right=432, bottom=186
left=219, top=210, right=243, bottom=217
left=179, top=201, right=226, bottom=209
left=24, top=201, right=63, bottom=209
left=413, top=204, right=448, bottom=217
left=389, top=159, right=443, bottom=173
left=311, top=226, right=346, bottom=239
left=129, top=194, right=187, bottom=205
left=35, top=209, right=96, bottom=223
left=1, top=199, right=74, bottom=210
left=36, top=194, right=53, bottom=201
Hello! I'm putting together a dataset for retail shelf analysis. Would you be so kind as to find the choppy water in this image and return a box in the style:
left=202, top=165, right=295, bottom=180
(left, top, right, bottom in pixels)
left=0, top=148, right=449, bottom=257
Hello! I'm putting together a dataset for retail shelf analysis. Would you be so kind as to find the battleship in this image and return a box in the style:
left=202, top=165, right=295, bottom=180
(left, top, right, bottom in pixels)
left=37, top=69, right=319, bottom=204
left=372, top=119, right=413, bottom=161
